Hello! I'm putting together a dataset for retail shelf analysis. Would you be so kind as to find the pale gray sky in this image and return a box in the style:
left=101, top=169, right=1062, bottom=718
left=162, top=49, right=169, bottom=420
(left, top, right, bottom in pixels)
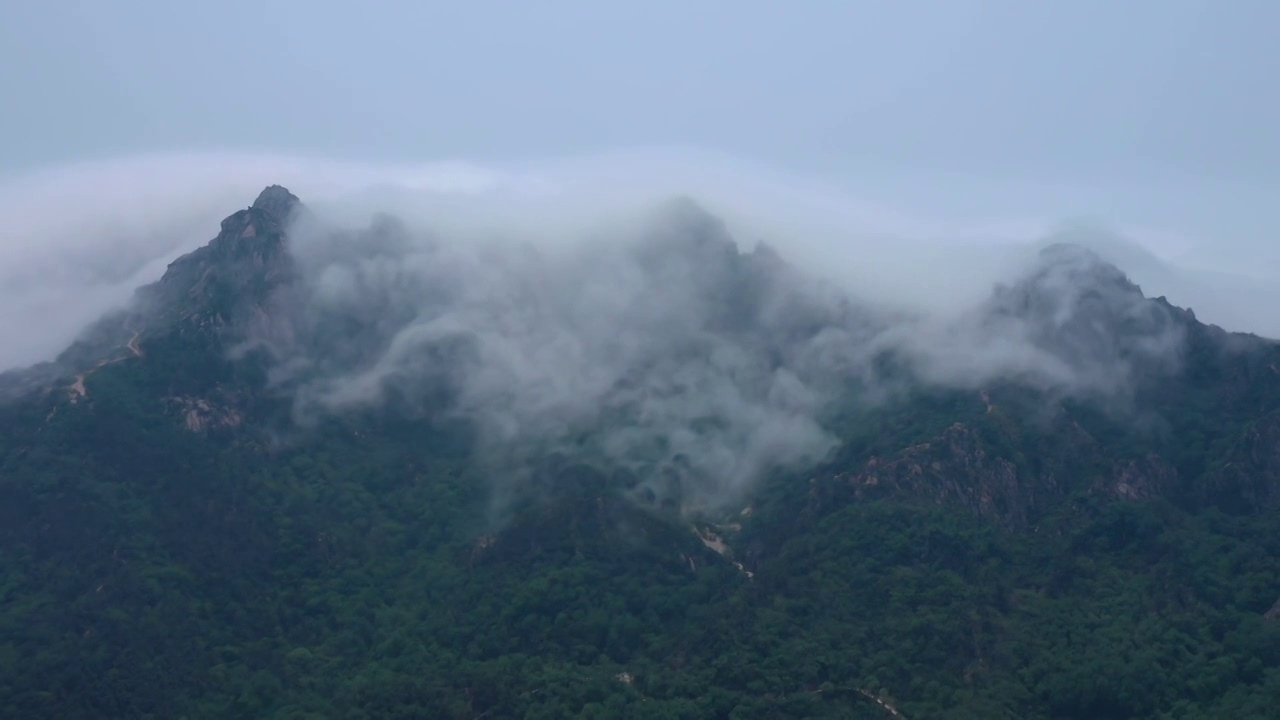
left=3, top=1, right=1276, bottom=180
left=2, top=0, right=1280, bottom=366
left=5, top=1, right=1279, bottom=249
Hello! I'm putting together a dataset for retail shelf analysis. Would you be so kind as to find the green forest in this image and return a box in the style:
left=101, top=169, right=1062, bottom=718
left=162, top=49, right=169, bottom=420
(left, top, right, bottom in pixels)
left=2, top=342, right=1279, bottom=720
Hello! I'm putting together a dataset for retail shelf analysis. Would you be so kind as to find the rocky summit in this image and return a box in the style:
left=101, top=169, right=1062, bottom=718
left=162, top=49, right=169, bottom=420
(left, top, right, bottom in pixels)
left=1, top=187, right=1279, bottom=719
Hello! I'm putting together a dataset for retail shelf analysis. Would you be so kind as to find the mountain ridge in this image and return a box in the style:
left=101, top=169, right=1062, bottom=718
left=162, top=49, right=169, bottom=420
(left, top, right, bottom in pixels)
left=6, top=185, right=1280, bottom=518
left=2, top=186, right=1279, bottom=719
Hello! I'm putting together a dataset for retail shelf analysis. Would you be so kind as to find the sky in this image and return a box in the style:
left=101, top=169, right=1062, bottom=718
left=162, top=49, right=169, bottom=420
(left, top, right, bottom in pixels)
left=5, top=3, right=1279, bottom=204
left=3, top=1, right=1276, bottom=181
left=2, top=0, right=1280, bottom=367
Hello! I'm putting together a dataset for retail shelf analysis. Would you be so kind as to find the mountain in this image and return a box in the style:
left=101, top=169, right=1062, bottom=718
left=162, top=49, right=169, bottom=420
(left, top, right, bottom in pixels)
left=2, top=188, right=1279, bottom=719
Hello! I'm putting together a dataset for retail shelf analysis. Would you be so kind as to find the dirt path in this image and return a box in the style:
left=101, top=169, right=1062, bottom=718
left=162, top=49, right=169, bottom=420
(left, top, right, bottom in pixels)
left=126, top=330, right=142, bottom=357
left=64, top=329, right=143, bottom=403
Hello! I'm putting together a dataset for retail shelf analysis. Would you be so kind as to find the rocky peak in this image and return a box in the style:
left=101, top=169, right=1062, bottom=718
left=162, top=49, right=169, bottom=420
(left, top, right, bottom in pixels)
left=0, top=186, right=304, bottom=401
left=147, top=185, right=300, bottom=312
left=982, top=242, right=1185, bottom=384
left=251, top=184, right=300, bottom=224
left=62, top=184, right=305, bottom=370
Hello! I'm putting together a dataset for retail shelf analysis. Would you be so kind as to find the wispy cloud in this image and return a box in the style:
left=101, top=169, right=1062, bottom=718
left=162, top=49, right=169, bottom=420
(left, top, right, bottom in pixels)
left=1, top=150, right=1274, bottom=512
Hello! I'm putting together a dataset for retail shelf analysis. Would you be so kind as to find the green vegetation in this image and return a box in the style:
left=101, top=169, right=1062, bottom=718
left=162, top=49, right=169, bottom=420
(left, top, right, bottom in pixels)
left=2, top=336, right=1279, bottom=720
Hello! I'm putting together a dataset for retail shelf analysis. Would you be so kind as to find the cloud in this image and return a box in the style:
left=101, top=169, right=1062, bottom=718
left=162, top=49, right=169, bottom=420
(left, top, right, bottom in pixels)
left=267, top=197, right=871, bottom=513
left=0, top=152, right=525, bottom=370
left=1, top=149, right=1276, bottom=513
left=257, top=185, right=1188, bottom=515
left=2, top=148, right=1274, bottom=374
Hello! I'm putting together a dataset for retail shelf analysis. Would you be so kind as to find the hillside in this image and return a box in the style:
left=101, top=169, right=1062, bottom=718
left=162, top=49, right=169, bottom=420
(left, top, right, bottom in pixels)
left=1, top=187, right=1279, bottom=719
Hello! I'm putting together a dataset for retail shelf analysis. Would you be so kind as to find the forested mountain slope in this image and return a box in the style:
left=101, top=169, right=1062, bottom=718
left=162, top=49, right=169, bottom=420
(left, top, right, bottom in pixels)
left=2, top=187, right=1279, bottom=719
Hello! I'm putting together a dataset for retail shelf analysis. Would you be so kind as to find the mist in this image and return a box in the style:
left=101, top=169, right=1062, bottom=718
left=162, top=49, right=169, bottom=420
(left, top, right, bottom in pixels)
left=2, top=150, right=1276, bottom=511
left=4, top=150, right=1274, bottom=370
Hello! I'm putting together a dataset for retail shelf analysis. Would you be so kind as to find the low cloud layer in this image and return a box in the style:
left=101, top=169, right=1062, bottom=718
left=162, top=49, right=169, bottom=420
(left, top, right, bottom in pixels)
left=268, top=198, right=885, bottom=512
left=2, top=150, right=1275, bottom=374
left=2, top=150, right=1276, bottom=512
left=256, top=183, right=1190, bottom=513
left=0, top=152, right=522, bottom=370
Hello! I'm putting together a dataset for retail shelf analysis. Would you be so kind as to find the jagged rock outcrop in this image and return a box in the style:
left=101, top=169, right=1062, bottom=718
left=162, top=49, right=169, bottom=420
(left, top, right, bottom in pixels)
left=838, top=422, right=1038, bottom=525
left=140, top=184, right=299, bottom=329
left=1099, top=454, right=1179, bottom=501
left=164, top=388, right=247, bottom=434
left=827, top=404, right=1220, bottom=525
left=0, top=186, right=305, bottom=427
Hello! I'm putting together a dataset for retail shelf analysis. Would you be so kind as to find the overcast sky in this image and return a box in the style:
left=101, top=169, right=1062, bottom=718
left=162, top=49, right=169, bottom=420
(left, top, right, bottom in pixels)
left=4, top=1, right=1278, bottom=252
left=2, top=0, right=1280, bottom=361
left=0, top=1, right=1273, bottom=175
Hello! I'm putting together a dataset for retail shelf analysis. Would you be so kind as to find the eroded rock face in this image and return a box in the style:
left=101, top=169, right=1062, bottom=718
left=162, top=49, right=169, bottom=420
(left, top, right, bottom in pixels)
left=143, top=184, right=300, bottom=331
left=1264, top=596, right=1280, bottom=622
left=829, top=418, right=1186, bottom=525
left=2, top=187, right=302, bottom=403
left=166, top=393, right=245, bottom=433
left=838, top=423, right=1036, bottom=525
left=1099, top=455, right=1179, bottom=502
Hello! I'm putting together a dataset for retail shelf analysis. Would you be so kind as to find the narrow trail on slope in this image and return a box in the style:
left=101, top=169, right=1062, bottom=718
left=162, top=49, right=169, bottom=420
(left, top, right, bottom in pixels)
left=65, top=328, right=144, bottom=403
left=125, top=330, right=142, bottom=358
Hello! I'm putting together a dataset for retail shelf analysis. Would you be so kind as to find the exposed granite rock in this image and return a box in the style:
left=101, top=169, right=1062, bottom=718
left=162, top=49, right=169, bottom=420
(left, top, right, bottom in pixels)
left=831, top=415, right=1183, bottom=525
left=1265, top=596, right=1280, bottom=621
left=165, top=390, right=245, bottom=433
left=0, top=186, right=305, bottom=431
left=141, top=184, right=299, bottom=328
left=838, top=422, right=1039, bottom=525
left=18, top=186, right=303, bottom=386
left=1098, top=454, right=1179, bottom=501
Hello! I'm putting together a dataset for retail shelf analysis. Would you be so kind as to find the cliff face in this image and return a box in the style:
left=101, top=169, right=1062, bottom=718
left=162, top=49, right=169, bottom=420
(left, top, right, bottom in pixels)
left=821, top=369, right=1280, bottom=527
left=140, top=184, right=299, bottom=332
left=841, top=422, right=1032, bottom=524
left=828, top=417, right=1184, bottom=528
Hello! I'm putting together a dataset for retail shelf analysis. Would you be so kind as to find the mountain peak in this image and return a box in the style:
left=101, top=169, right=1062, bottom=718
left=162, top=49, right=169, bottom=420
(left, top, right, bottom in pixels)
left=133, top=186, right=301, bottom=340
left=975, top=240, right=1187, bottom=388
left=1033, top=241, right=1133, bottom=286
left=251, top=184, right=300, bottom=223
